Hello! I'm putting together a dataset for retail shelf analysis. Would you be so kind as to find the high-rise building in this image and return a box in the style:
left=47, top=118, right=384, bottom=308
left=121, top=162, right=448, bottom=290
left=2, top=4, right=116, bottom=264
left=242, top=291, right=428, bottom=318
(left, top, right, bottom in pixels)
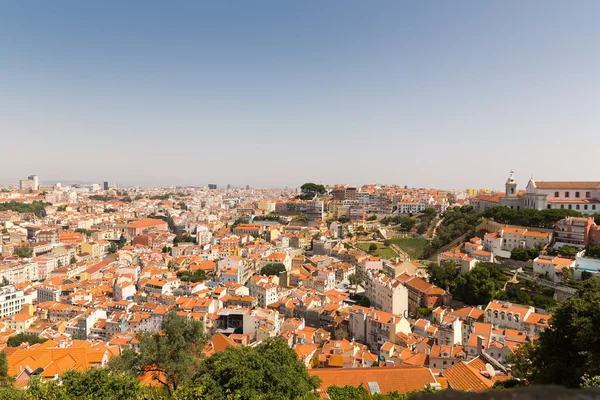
left=19, top=175, right=39, bottom=191
left=246, top=185, right=250, bottom=190
left=208, top=184, right=217, bottom=190
left=227, top=184, right=231, bottom=189
left=103, top=181, right=109, bottom=190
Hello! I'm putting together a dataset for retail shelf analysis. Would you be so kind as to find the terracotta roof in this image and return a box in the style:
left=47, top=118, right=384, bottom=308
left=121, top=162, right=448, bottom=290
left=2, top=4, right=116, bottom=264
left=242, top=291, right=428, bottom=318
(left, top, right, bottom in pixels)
left=443, top=361, right=494, bottom=392
left=310, top=366, right=438, bottom=395
left=534, top=181, right=600, bottom=190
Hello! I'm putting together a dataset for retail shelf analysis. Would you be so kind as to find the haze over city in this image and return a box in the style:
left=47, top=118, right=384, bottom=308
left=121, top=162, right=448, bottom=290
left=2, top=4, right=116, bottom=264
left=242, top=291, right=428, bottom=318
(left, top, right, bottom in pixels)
left=1, top=1, right=599, bottom=189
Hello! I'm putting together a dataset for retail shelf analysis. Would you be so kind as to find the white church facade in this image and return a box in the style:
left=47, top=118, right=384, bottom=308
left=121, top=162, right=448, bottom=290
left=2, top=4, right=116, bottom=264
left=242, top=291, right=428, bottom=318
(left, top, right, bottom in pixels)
left=498, top=172, right=600, bottom=214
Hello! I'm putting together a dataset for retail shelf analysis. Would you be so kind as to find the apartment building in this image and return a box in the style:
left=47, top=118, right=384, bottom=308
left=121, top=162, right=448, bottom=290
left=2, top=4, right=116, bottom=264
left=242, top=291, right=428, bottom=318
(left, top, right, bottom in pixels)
left=0, top=285, right=27, bottom=319
left=349, top=305, right=411, bottom=352
left=554, top=217, right=596, bottom=247
left=364, top=270, right=408, bottom=316
left=483, top=300, right=550, bottom=338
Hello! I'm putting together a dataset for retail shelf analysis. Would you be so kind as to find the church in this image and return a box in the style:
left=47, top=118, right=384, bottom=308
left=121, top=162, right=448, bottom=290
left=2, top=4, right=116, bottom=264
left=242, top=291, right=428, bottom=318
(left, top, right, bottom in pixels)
left=498, top=172, right=600, bottom=214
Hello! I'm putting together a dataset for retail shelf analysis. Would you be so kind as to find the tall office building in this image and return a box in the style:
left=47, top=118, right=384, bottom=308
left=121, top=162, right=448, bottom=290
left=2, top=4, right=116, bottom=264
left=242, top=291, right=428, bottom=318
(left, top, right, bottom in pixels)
left=208, top=184, right=217, bottom=190
left=19, top=175, right=39, bottom=191
left=103, top=181, right=109, bottom=190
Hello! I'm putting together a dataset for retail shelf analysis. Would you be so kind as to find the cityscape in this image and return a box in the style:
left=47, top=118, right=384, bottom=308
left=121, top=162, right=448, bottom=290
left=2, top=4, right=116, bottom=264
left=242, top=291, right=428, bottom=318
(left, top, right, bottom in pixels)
left=0, top=172, right=599, bottom=398
left=1, top=1, right=599, bottom=399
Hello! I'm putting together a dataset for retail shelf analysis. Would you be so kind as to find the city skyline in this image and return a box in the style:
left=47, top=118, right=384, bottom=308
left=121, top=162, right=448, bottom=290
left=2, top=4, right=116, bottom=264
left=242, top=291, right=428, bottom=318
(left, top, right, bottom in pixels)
left=2, top=1, right=599, bottom=188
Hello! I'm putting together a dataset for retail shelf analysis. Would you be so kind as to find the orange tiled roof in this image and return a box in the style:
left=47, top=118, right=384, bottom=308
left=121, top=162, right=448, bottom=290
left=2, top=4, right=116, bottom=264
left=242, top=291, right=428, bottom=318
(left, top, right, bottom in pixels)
left=310, top=366, right=438, bottom=395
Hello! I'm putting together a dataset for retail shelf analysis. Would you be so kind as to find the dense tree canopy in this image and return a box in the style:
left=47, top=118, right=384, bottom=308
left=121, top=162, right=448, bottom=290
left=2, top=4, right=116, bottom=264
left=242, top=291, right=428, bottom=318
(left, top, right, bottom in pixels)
left=260, top=263, right=286, bottom=276
left=176, top=270, right=207, bottom=283
left=427, top=261, right=459, bottom=290
left=508, top=278, right=600, bottom=387
left=300, top=183, right=326, bottom=195
left=453, top=263, right=506, bottom=306
left=379, top=215, right=416, bottom=231
left=0, top=201, right=50, bottom=217
left=7, top=333, right=48, bottom=347
left=253, top=213, right=282, bottom=222
left=193, top=338, right=320, bottom=400
left=423, top=206, right=481, bottom=258
left=510, top=247, right=540, bottom=261
left=88, top=195, right=116, bottom=202
left=14, top=247, right=33, bottom=258
left=109, top=311, right=206, bottom=394
left=494, top=284, right=531, bottom=305
left=483, top=207, right=586, bottom=229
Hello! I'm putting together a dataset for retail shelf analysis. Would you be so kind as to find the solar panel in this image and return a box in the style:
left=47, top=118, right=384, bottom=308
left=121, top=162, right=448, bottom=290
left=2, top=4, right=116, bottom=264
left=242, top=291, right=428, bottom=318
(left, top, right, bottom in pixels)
left=367, top=381, right=381, bottom=395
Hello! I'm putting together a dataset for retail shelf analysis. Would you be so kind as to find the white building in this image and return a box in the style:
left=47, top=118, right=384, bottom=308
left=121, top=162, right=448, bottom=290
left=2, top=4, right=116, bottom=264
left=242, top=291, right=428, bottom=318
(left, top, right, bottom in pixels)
left=499, top=172, right=600, bottom=214
left=19, top=175, right=39, bottom=191
left=364, top=270, right=409, bottom=316
left=0, top=285, right=27, bottom=319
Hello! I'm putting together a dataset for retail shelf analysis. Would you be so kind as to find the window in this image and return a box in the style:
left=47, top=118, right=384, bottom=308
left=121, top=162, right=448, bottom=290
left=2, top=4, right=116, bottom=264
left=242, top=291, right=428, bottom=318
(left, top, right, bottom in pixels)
left=594, top=205, right=597, bottom=210
left=547, top=204, right=551, bottom=209
left=565, top=192, right=570, bottom=198
left=568, top=205, right=572, bottom=210
left=555, top=191, right=559, bottom=197
left=586, top=192, right=591, bottom=198
left=576, top=205, right=580, bottom=210
left=561, top=205, right=564, bottom=209
left=576, top=192, right=580, bottom=198
left=585, top=205, right=588, bottom=210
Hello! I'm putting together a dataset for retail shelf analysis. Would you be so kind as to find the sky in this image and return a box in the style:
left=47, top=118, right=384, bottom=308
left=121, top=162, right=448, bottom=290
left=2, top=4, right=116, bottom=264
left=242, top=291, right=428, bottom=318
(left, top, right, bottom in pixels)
left=1, top=1, right=599, bottom=190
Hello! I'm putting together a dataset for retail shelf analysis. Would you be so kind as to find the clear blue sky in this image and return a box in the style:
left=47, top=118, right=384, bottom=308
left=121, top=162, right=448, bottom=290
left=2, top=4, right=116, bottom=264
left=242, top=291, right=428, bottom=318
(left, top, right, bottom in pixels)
left=1, top=1, right=599, bottom=189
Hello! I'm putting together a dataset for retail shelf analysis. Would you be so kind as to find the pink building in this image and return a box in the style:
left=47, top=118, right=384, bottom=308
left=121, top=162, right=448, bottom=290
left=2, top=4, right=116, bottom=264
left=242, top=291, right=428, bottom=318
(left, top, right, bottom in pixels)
left=554, top=217, right=595, bottom=246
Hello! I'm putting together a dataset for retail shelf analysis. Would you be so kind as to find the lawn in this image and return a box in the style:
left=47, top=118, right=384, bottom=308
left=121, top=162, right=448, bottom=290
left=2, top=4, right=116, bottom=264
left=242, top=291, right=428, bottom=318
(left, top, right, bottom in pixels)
left=387, top=238, right=429, bottom=259
left=355, top=243, right=398, bottom=259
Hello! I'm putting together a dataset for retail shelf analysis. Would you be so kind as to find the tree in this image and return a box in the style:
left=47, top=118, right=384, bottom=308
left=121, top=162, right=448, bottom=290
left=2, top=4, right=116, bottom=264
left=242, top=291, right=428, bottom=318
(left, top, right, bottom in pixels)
left=177, top=270, right=207, bottom=283
left=532, top=295, right=556, bottom=311
left=368, top=244, right=377, bottom=252
left=453, top=264, right=498, bottom=305
left=26, top=368, right=145, bottom=400
left=359, top=296, right=371, bottom=307
left=511, top=247, right=539, bottom=261
left=14, top=246, right=33, bottom=258
left=62, top=368, right=142, bottom=400
left=0, top=277, right=9, bottom=287
left=497, top=284, right=531, bottom=305
left=0, top=351, right=12, bottom=387
left=556, top=245, right=580, bottom=258
left=348, top=273, right=363, bottom=296
left=193, top=338, right=320, bottom=400
left=109, top=311, right=206, bottom=395
left=69, top=255, right=76, bottom=265
left=507, top=278, right=600, bottom=387
left=581, top=270, right=593, bottom=281
left=260, top=263, right=286, bottom=276
left=162, top=246, right=170, bottom=253
left=586, top=245, right=600, bottom=259
left=300, top=183, right=326, bottom=195
left=118, top=234, right=127, bottom=249
left=108, top=242, right=118, bottom=254
left=427, top=261, right=458, bottom=290
left=581, top=374, right=600, bottom=388
left=7, top=332, right=48, bottom=347
left=366, top=215, right=377, bottom=221
left=57, top=259, right=63, bottom=268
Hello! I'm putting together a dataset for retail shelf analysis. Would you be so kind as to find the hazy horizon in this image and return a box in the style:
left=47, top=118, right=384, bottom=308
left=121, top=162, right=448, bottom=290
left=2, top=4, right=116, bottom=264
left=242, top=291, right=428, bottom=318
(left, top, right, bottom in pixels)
left=2, top=1, right=599, bottom=190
